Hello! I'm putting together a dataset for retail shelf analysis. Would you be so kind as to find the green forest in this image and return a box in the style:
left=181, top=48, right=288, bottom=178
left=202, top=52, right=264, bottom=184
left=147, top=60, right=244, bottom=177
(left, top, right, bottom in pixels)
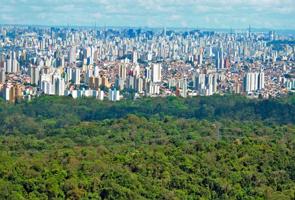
left=0, top=94, right=295, bottom=199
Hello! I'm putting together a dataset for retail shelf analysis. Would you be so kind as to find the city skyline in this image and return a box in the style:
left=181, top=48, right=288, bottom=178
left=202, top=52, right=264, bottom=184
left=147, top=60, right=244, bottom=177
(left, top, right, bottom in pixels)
left=0, top=0, right=294, bottom=29
left=0, top=26, right=293, bottom=102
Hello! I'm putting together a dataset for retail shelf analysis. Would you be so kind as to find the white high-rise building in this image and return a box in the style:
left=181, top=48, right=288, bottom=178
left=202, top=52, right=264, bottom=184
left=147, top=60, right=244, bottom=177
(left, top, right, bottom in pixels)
left=244, top=72, right=265, bottom=92
left=193, top=72, right=218, bottom=96
left=4, top=86, right=10, bottom=101
left=65, top=67, right=73, bottom=82
left=6, top=57, right=12, bottom=73
left=180, top=78, right=188, bottom=98
left=207, top=74, right=218, bottom=96
left=244, top=73, right=254, bottom=92
left=215, top=47, right=224, bottom=69
left=108, top=89, right=120, bottom=101
left=68, top=46, right=76, bottom=64
left=151, top=63, right=161, bottom=83
left=258, top=72, right=265, bottom=90
left=147, top=52, right=153, bottom=61
left=97, top=90, right=104, bottom=101
left=136, top=77, right=144, bottom=94
left=73, top=68, right=81, bottom=85
left=41, top=81, right=52, bottom=95
left=193, top=73, right=206, bottom=91
left=11, top=57, right=19, bottom=73
left=145, top=67, right=152, bottom=81
left=147, top=82, right=160, bottom=95
left=94, top=66, right=100, bottom=77
left=54, top=77, right=65, bottom=96
left=132, top=51, right=138, bottom=64
left=198, top=53, right=203, bottom=65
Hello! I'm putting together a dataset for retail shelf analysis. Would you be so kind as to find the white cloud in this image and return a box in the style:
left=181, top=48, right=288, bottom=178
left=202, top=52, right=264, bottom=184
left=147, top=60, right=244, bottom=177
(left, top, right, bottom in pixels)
left=0, top=0, right=294, bottom=28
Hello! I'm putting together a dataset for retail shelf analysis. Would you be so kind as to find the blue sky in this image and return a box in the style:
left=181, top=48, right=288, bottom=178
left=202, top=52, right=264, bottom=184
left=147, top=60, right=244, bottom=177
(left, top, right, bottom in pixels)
left=0, top=0, right=294, bottom=29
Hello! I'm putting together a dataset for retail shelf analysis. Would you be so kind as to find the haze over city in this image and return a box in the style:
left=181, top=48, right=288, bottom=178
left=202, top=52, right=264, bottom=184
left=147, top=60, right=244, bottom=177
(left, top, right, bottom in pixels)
left=0, top=0, right=295, bottom=29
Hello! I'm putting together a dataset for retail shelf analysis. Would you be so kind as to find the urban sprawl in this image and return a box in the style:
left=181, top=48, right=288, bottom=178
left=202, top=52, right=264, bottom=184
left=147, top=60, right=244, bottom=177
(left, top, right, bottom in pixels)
left=0, top=26, right=294, bottom=103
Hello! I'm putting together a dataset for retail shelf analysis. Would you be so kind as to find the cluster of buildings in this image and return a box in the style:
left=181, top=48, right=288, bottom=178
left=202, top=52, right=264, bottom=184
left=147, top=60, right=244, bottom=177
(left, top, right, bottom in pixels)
left=0, top=26, right=294, bottom=103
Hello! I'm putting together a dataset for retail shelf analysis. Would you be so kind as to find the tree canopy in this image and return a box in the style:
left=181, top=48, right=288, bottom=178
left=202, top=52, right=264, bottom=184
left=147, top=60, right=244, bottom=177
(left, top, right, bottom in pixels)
left=0, top=94, right=294, bottom=199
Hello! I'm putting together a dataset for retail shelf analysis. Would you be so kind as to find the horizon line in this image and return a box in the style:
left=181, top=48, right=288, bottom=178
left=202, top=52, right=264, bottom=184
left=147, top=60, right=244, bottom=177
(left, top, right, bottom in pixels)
left=1, top=23, right=295, bottom=32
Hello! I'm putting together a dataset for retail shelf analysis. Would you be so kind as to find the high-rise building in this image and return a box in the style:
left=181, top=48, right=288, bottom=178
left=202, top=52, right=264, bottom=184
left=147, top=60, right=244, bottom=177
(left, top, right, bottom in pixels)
left=65, top=67, right=73, bottom=82
left=147, top=82, right=160, bottom=95
left=4, top=85, right=10, bottom=101
left=15, top=84, right=23, bottom=101
left=0, top=68, right=6, bottom=83
left=97, top=90, right=104, bottom=101
left=193, top=73, right=206, bottom=91
left=244, top=72, right=255, bottom=92
left=5, top=56, right=12, bottom=73
left=145, top=67, right=152, bottom=81
left=101, top=76, right=110, bottom=88
left=3, top=84, right=22, bottom=103
left=73, top=68, right=81, bottom=85
left=269, top=31, right=275, bottom=41
left=135, top=77, right=144, bottom=94
left=151, top=63, right=161, bottom=83
left=29, top=65, right=40, bottom=85
left=193, top=72, right=218, bottom=96
left=68, top=46, right=76, bottom=64
left=147, top=52, right=153, bottom=61
left=215, top=47, right=224, bottom=69
left=94, top=66, right=100, bottom=77
left=127, top=75, right=135, bottom=89
left=9, top=86, right=16, bottom=103
left=198, top=48, right=203, bottom=65
left=108, top=88, right=120, bottom=101
left=115, top=77, right=125, bottom=91
left=54, top=77, right=65, bottom=96
left=132, top=51, right=138, bottom=64
left=84, top=46, right=94, bottom=65
left=180, top=78, right=187, bottom=98
left=206, top=74, right=218, bottom=96
left=244, top=72, right=265, bottom=93
left=119, top=64, right=127, bottom=80
left=258, top=72, right=265, bottom=90
left=11, top=51, right=19, bottom=73
left=86, top=68, right=93, bottom=84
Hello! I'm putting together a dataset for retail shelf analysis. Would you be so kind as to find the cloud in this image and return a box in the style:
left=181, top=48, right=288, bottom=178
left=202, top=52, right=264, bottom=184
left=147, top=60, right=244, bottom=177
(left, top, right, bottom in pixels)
left=0, top=0, right=294, bottom=29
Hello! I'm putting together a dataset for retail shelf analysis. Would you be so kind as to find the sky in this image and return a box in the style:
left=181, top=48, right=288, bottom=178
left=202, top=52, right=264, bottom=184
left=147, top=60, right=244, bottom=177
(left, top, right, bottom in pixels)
left=0, top=0, right=294, bottom=29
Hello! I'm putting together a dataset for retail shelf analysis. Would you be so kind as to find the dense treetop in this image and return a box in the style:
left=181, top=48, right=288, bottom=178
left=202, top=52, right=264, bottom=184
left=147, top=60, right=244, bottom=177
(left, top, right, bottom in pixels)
left=0, top=94, right=294, bottom=133
left=0, top=94, right=294, bottom=199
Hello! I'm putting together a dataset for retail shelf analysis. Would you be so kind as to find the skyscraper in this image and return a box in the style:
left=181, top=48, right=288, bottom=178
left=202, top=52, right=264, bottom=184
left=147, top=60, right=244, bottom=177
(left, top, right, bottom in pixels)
left=5, top=56, right=12, bottom=73
left=119, top=64, right=127, bottom=80
left=244, top=72, right=265, bottom=92
left=132, top=51, right=138, bottom=64
left=258, top=72, right=265, bottom=90
left=108, top=88, right=120, bottom=101
left=215, top=47, right=224, bottom=69
left=73, top=68, right=81, bottom=85
left=68, top=46, right=76, bottom=64
left=151, top=63, right=161, bottom=83
left=145, top=67, right=152, bottom=81
left=0, top=68, right=6, bottom=83
left=29, top=65, right=40, bottom=85
left=180, top=78, right=187, bottom=98
left=54, top=77, right=65, bottom=96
